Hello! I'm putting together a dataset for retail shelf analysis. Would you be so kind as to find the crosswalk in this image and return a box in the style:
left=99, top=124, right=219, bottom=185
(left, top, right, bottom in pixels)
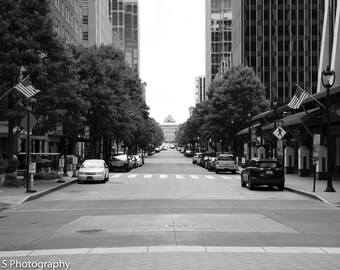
left=110, top=173, right=237, bottom=180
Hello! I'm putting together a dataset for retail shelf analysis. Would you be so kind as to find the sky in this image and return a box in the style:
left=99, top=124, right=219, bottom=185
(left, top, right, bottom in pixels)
left=139, top=0, right=205, bottom=125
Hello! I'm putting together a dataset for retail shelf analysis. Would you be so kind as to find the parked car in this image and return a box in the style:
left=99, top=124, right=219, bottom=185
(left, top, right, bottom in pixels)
left=240, top=158, right=285, bottom=190
left=192, top=153, right=202, bottom=164
left=206, top=157, right=217, bottom=171
left=215, top=153, right=238, bottom=174
left=198, top=152, right=215, bottom=167
left=77, top=159, right=109, bottom=183
left=108, top=154, right=133, bottom=172
left=184, top=150, right=194, bottom=157
left=130, top=153, right=143, bottom=167
left=154, top=147, right=161, bottom=153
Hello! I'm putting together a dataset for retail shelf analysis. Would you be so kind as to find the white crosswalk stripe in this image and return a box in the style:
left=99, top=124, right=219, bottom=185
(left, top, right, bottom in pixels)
left=111, top=174, right=122, bottom=178
left=110, top=174, right=238, bottom=180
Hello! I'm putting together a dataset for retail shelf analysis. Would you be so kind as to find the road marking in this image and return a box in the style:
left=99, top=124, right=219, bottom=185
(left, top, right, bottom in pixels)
left=160, top=174, right=168, bottom=179
left=190, top=175, right=199, bottom=179
left=144, top=174, right=152, bottom=178
left=127, top=174, right=137, bottom=178
left=111, top=174, right=122, bottom=178
left=206, top=175, right=215, bottom=179
left=221, top=176, right=232, bottom=180
left=175, top=175, right=183, bottom=179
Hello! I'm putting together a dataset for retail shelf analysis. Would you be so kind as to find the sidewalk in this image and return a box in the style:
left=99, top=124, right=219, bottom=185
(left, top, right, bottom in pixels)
left=284, top=173, right=340, bottom=206
left=0, top=172, right=340, bottom=208
left=0, top=173, right=77, bottom=209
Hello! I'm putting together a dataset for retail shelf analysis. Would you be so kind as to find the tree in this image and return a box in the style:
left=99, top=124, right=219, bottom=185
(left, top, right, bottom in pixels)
left=0, top=0, right=71, bottom=157
left=207, top=64, right=269, bottom=139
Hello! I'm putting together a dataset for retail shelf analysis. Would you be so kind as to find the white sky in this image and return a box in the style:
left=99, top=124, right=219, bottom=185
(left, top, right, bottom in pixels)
left=139, top=0, right=205, bottom=125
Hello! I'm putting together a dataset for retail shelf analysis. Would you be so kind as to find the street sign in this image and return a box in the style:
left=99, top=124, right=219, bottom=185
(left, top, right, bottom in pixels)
left=20, top=111, right=37, bottom=131
left=273, top=127, right=287, bottom=140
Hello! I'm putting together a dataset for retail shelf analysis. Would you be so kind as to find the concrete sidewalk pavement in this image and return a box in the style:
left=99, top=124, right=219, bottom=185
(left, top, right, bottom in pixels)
left=0, top=175, right=77, bottom=209
left=0, top=172, right=340, bottom=208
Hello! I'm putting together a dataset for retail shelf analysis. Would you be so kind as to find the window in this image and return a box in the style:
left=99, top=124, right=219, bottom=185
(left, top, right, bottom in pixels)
left=83, top=31, right=88, bottom=41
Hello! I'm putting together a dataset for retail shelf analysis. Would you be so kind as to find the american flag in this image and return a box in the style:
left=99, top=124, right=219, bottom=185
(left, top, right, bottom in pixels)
left=13, top=76, right=40, bottom=98
left=287, top=86, right=310, bottom=109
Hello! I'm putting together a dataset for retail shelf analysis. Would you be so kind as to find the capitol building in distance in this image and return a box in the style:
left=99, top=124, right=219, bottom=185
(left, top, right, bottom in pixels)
left=160, top=115, right=179, bottom=143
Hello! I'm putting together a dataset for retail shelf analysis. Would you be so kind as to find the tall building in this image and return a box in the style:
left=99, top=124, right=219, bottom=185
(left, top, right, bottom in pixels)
left=82, top=0, right=112, bottom=47
left=50, top=0, right=83, bottom=45
left=318, top=0, right=339, bottom=92
left=205, top=0, right=233, bottom=93
left=110, top=0, right=140, bottom=73
left=195, top=76, right=206, bottom=104
left=232, top=0, right=324, bottom=103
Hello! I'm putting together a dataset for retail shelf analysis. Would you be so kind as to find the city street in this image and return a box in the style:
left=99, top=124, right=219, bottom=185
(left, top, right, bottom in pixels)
left=0, top=148, right=340, bottom=269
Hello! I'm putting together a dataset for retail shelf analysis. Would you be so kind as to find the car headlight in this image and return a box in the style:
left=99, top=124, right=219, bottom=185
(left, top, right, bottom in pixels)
left=78, top=171, right=85, bottom=175
left=97, top=171, right=104, bottom=175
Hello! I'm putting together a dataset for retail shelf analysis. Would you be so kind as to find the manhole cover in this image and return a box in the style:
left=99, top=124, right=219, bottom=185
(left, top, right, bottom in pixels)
left=76, top=229, right=105, bottom=233
left=165, top=224, right=192, bottom=228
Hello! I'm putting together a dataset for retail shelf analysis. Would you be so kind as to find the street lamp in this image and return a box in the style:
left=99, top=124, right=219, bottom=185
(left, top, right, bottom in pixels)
left=271, top=96, right=279, bottom=158
left=248, top=113, right=251, bottom=160
left=321, top=65, right=336, bottom=192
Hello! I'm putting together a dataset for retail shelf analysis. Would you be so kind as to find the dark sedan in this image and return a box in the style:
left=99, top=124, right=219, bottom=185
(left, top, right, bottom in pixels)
left=240, top=158, right=285, bottom=191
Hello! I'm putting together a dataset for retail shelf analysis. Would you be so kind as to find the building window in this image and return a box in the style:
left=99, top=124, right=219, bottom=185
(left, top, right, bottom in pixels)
left=83, top=15, right=88, bottom=24
left=83, top=31, right=88, bottom=41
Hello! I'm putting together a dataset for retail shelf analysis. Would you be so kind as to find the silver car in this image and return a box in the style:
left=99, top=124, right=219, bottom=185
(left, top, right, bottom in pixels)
left=77, top=159, right=109, bottom=183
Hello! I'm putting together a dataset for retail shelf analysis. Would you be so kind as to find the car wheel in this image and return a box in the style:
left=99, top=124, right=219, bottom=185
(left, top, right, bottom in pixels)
left=241, top=175, right=246, bottom=187
left=77, top=180, right=82, bottom=184
left=248, top=180, right=255, bottom=190
left=215, top=170, right=219, bottom=174
left=277, top=184, right=284, bottom=191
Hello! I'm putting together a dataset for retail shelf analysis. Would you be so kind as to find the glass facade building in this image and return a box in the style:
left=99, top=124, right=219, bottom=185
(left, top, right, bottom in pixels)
left=205, top=0, right=233, bottom=93
left=110, top=0, right=139, bottom=73
left=232, top=0, right=325, bottom=103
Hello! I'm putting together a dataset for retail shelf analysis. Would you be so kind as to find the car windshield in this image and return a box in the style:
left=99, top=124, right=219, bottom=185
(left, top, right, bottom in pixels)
left=81, top=161, right=104, bottom=168
left=112, top=155, right=127, bottom=161
left=217, top=155, right=235, bottom=161
left=258, top=162, right=280, bottom=168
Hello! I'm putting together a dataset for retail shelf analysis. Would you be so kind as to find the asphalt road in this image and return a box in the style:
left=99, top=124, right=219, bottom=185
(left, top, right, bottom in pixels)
left=1, top=148, right=340, bottom=252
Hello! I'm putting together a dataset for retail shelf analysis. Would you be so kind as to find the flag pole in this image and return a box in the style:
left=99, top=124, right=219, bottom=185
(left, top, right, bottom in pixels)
left=295, top=84, right=325, bottom=108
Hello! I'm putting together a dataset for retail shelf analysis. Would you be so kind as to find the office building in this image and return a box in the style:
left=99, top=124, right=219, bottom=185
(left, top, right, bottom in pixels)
left=205, top=0, right=233, bottom=92
left=82, top=0, right=112, bottom=47
left=50, top=0, right=83, bottom=45
left=195, top=76, right=206, bottom=104
left=110, top=0, right=140, bottom=73
left=232, top=0, right=324, bottom=103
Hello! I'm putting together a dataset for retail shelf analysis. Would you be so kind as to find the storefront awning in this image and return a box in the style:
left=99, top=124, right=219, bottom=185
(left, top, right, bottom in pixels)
left=262, top=108, right=320, bottom=131
left=236, top=123, right=261, bottom=135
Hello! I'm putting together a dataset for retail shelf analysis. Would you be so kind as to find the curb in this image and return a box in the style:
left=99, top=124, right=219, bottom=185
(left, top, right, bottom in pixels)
left=23, top=179, right=78, bottom=204
left=284, top=186, right=336, bottom=206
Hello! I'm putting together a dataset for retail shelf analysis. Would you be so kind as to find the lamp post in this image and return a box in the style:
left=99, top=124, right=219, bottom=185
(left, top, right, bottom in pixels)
left=321, top=65, right=336, bottom=192
left=271, top=96, right=279, bottom=158
left=248, top=113, right=251, bottom=160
